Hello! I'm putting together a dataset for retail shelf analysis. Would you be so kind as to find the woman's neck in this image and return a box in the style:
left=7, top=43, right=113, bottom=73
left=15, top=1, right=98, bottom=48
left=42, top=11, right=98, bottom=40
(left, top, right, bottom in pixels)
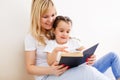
left=41, top=29, right=52, bottom=40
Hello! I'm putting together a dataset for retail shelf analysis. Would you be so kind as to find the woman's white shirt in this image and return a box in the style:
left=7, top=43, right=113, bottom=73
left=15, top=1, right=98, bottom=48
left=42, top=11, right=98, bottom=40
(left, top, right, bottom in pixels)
left=24, top=34, right=49, bottom=80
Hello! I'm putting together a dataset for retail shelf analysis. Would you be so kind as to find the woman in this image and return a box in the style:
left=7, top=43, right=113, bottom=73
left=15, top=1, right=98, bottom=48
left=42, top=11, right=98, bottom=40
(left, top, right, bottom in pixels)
left=24, top=0, right=120, bottom=80
left=25, top=0, right=67, bottom=79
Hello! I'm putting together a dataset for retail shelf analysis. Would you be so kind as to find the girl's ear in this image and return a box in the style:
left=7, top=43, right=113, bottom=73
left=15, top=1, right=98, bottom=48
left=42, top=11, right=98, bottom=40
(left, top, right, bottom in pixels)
left=53, top=30, right=55, bottom=34
left=51, top=28, right=55, bottom=39
left=52, top=28, right=55, bottom=34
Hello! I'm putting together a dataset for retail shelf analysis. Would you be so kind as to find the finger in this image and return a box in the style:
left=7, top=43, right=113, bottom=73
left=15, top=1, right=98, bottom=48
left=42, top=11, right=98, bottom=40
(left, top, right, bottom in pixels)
left=62, top=50, right=69, bottom=53
left=58, top=66, right=68, bottom=74
left=86, top=60, right=94, bottom=65
left=90, top=54, right=96, bottom=58
left=86, top=61, right=93, bottom=65
left=54, top=66, right=68, bottom=76
left=61, top=47, right=68, bottom=52
left=88, top=57, right=96, bottom=61
left=52, top=61, right=59, bottom=66
left=57, top=64, right=66, bottom=69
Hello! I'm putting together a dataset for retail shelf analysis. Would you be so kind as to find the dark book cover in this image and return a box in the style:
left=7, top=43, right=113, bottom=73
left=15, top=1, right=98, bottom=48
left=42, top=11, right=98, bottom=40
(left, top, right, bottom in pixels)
left=59, top=43, right=99, bottom=68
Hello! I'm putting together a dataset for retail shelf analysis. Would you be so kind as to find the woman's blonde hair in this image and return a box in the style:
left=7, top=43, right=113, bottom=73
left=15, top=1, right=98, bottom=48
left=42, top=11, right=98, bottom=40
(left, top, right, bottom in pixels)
left=30, top=0, right=55, bottom=45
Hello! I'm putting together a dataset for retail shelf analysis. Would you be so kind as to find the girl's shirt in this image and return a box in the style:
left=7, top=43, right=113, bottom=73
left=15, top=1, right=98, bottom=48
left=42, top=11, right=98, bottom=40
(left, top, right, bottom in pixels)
left=44, top=38, right=82, bottom=53
left=44, top=38, right=83, bottom=61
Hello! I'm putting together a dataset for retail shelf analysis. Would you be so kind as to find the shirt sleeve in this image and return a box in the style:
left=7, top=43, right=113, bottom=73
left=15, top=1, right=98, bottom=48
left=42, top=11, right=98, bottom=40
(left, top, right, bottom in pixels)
left=24, top=34, right=36, bottom=51
left=71, top=38, right=83, bottom=48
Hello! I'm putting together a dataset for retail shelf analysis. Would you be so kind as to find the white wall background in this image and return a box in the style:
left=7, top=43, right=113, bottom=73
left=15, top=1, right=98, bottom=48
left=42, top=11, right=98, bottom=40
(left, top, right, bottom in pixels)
left=0, top=0, right=33, bottom=80
left=0, top=0, right=120, bottom=80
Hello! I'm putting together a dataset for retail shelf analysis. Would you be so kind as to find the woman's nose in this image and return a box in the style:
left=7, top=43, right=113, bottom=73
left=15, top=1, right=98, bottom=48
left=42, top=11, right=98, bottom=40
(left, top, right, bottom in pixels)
left=48, top=17, right=54, bottom=22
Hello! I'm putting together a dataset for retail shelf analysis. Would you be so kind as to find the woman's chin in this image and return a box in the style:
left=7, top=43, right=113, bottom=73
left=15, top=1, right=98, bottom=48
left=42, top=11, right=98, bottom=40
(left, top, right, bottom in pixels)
left=46, top=27, right=52, bottom=30
left=44, top=25, right=52, bottom=30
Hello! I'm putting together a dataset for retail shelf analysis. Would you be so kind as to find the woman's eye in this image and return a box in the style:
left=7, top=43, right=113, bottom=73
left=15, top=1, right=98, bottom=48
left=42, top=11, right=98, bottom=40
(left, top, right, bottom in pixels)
left=52, top=14, right=55, bottom=17
left=52, top=13, right=56, bottom=17
left=43, top=16, right=48, bottom=18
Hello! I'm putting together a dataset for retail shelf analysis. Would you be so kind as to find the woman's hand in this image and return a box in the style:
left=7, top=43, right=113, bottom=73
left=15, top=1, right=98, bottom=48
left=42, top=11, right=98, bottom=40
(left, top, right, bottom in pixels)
left=49, top=61, right=68, bottom=76
left=86, top=54, right=96, bottom=65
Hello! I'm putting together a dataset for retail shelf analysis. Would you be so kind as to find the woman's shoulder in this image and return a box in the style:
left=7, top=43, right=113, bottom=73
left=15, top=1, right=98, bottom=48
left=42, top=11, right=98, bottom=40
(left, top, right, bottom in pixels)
left=25, top=34, right=34, bottom=40
left=25, top=33, right=36, bottom=42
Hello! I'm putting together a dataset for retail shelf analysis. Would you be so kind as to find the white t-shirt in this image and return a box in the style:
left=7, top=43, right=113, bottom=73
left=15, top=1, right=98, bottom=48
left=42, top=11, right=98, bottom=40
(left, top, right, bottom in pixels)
left=44, top=38, right=83, bottom=61
left=24, top=34, right=49, bottom=80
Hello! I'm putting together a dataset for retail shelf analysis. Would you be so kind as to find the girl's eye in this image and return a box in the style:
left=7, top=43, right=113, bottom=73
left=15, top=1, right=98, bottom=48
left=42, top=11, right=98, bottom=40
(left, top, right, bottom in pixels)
left=67, top=31, right=70, bottom=33
left=60, top=30, right=64, bottom=32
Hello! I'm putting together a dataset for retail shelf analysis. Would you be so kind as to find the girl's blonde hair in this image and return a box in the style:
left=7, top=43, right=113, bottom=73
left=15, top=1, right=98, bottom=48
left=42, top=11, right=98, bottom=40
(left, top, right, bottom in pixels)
left=30, top=0, right=55, bottom=45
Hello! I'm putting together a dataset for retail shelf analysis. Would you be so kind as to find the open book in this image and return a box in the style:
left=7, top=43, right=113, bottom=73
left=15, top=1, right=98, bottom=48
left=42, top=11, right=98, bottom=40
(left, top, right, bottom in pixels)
left=58, top=43, right=99, bottom=68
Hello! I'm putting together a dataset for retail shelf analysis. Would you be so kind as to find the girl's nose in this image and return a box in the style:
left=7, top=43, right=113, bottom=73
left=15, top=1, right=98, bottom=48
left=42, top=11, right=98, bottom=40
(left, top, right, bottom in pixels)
left=63, top=32, right=68, bottom=36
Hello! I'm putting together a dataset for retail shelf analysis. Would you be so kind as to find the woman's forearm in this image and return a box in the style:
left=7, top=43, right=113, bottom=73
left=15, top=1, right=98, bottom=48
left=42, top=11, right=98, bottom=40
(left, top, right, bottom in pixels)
left=26, top=65, right=53, bottom=75
left=25, top=51, right=53, bottom=75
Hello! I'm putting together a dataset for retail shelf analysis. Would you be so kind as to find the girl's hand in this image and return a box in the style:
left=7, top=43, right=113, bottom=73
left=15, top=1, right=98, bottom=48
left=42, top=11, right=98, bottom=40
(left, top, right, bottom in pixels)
left=52, top=46, right=68, bottom=54
left=47, top=46, right=68, bottom=66
left=76, top=46, right=85, bottom=51
left=86, top=54, right=96, bottom=65
left=50, top=61, right=68, bottom=76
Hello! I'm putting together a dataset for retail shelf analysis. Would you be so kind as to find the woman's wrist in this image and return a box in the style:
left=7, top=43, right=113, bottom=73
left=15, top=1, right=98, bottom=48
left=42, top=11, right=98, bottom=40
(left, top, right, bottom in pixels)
left=47, top=66, right=55, bottom=75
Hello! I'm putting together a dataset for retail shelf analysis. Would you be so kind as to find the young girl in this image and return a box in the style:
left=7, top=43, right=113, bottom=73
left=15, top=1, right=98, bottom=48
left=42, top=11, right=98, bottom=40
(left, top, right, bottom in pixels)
left=44, top=15, right=111, bottom=80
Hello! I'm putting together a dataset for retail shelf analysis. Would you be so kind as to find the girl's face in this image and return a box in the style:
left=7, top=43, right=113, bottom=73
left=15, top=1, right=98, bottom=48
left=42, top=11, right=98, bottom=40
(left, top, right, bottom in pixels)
left=40, top=6, right=56, bottom=30
left=54, top=21, right=71, bottom=44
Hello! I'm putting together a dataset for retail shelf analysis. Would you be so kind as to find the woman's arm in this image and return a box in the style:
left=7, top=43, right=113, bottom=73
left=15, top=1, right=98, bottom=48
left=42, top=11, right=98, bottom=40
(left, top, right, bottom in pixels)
left=25, top=51, right=51, bottom=75
left=25, top=51, right=68, bottom=76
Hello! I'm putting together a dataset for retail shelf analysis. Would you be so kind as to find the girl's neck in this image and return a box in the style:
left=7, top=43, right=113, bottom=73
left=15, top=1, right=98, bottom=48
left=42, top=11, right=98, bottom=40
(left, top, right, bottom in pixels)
left=56, top=40, right=67, bottom=45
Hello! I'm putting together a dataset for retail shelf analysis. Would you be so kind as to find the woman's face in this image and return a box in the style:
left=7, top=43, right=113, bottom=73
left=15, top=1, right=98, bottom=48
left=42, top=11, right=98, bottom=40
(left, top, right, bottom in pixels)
left=40, top=6, right=56, bottom=30
left=54, top=21, right=71, bottom=44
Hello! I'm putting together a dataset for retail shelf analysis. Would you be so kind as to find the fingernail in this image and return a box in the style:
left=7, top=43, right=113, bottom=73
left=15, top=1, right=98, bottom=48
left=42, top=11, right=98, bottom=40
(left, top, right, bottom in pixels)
left=86, top=58, right=88, bottom=62
left=62, top=64, right=65, bottom=66
left=67, top=66, right=70, bottom=69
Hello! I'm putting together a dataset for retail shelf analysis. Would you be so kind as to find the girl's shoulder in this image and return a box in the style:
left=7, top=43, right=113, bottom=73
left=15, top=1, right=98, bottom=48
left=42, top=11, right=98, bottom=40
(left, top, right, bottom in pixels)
left=69, top=37, right=81, bottom=42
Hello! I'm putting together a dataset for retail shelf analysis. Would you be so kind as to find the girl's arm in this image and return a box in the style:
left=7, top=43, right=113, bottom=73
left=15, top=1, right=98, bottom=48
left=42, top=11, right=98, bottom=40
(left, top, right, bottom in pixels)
left=47, top=47, right=68, bottom=65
